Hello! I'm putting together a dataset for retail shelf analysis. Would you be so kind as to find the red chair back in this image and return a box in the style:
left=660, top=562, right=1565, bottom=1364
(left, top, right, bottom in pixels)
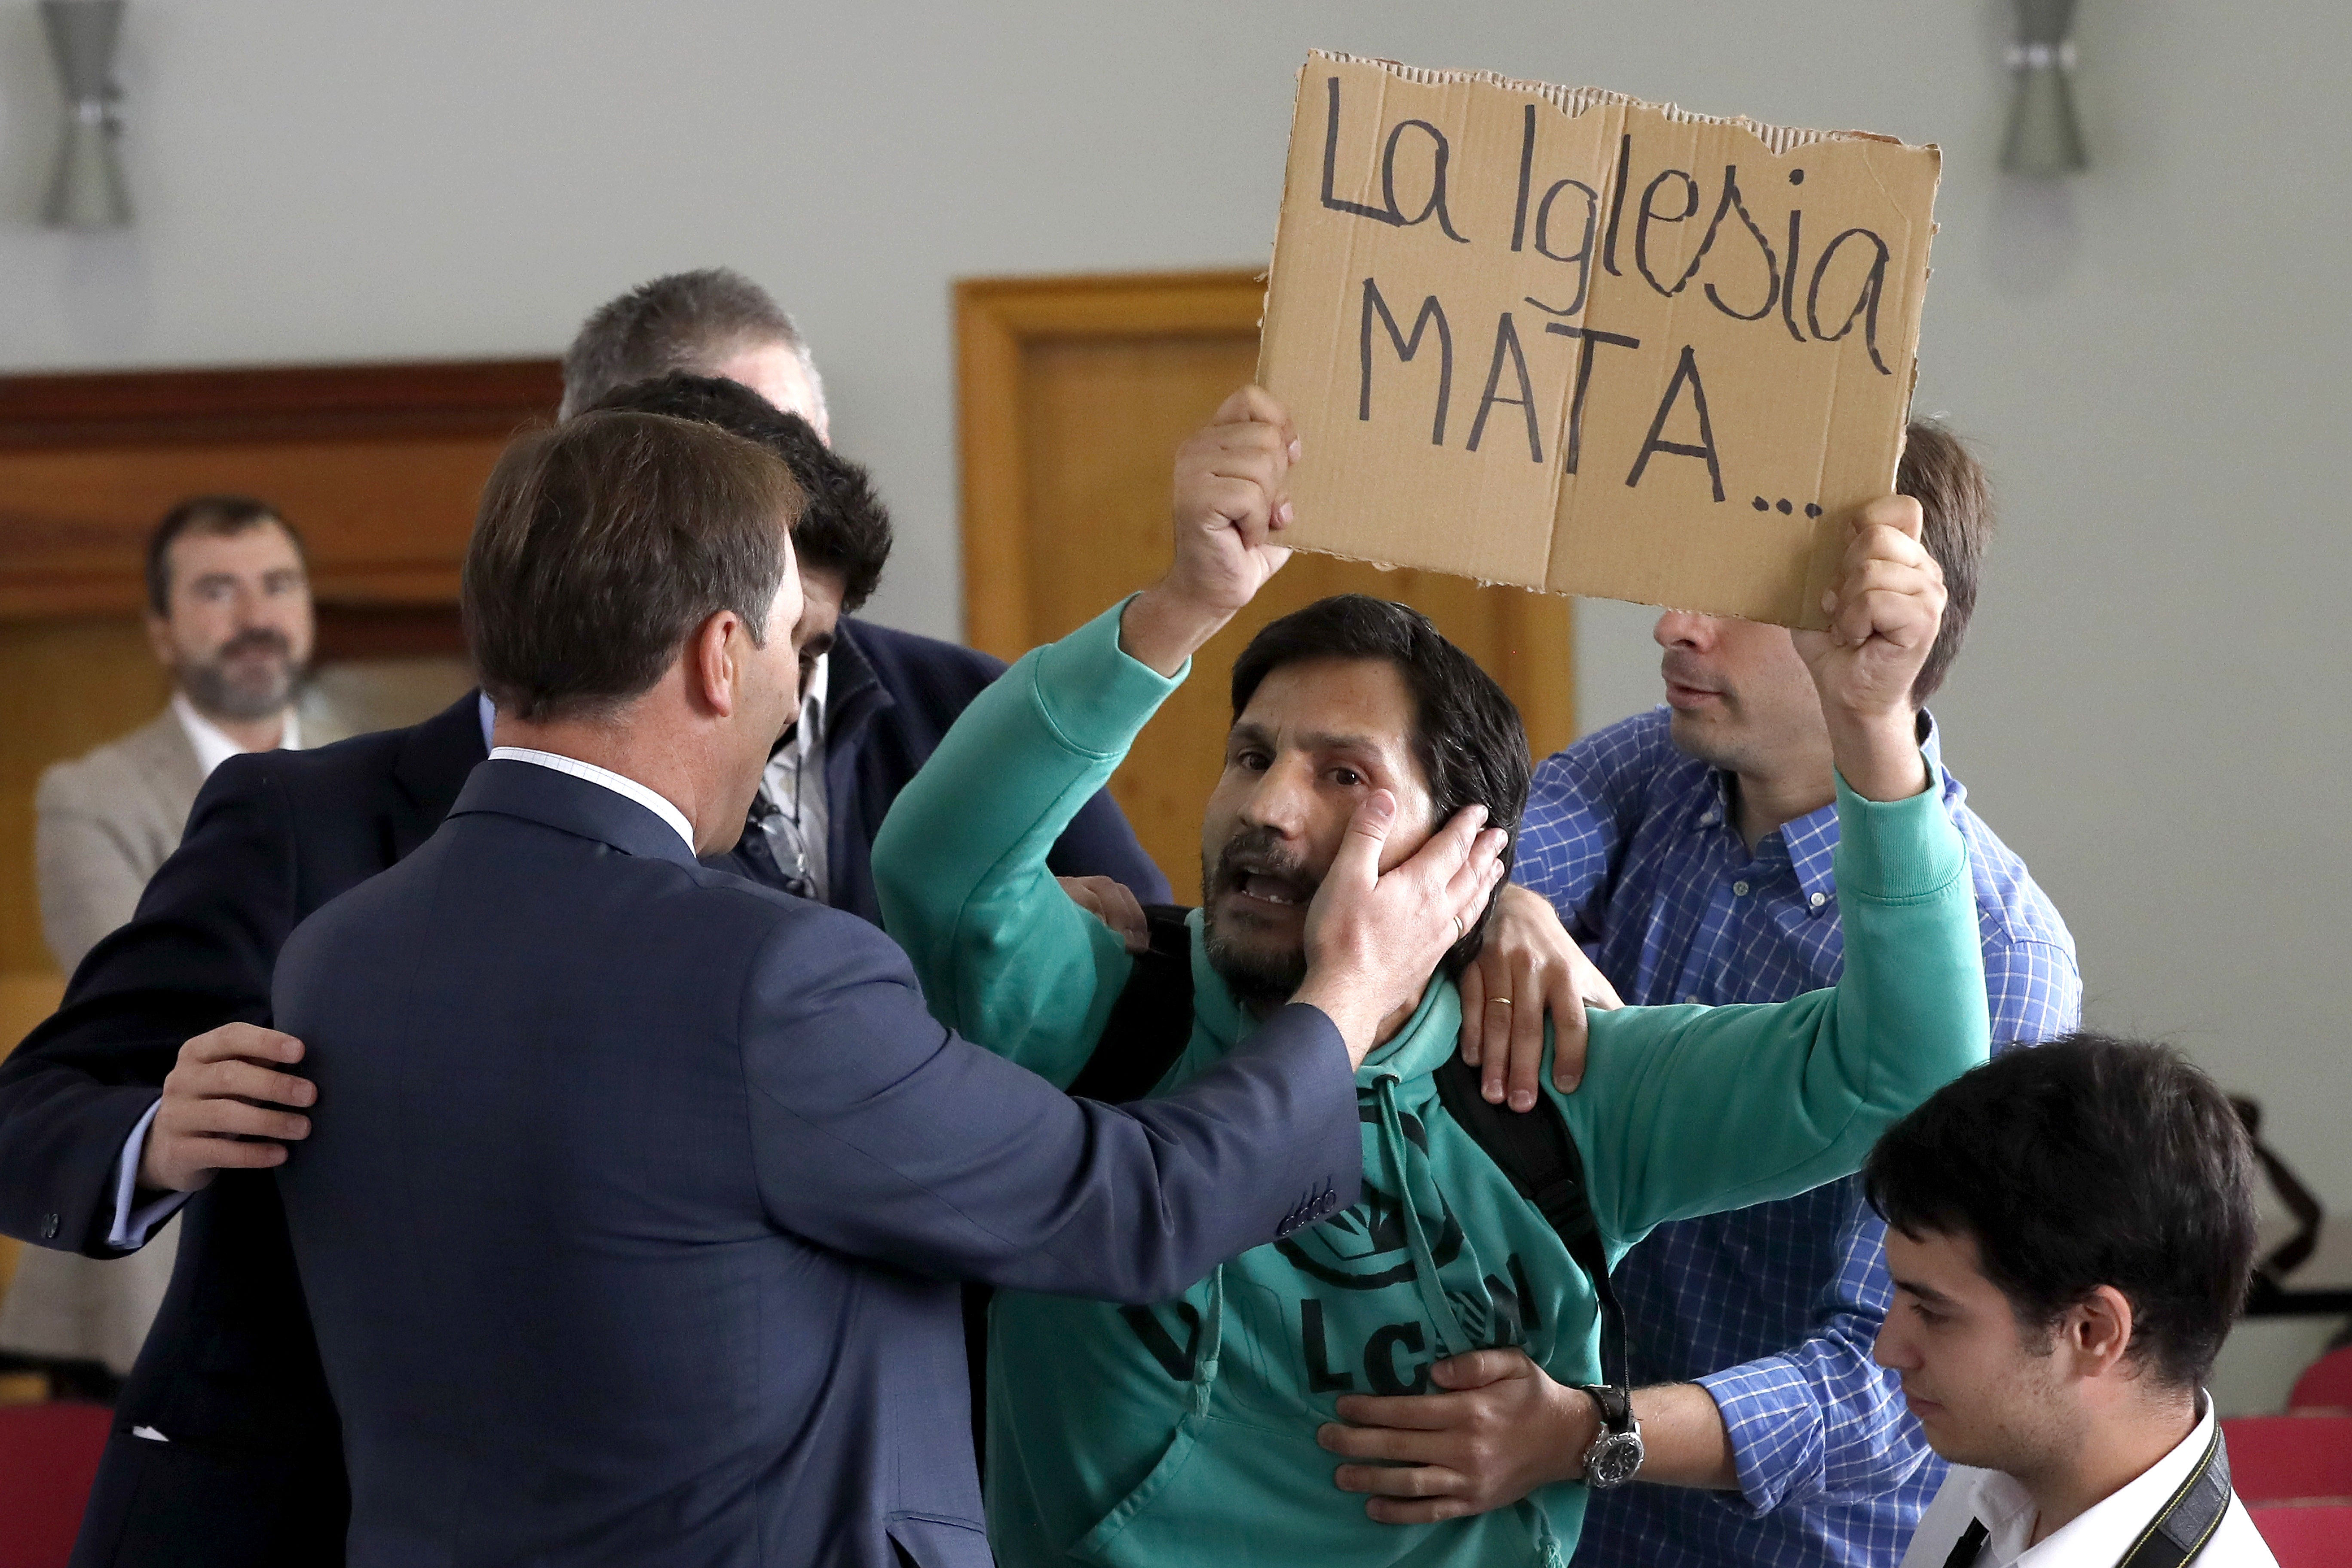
left=2224, top=1414, right=2352, bottom=1504
left=0, top=1401, right=111, bottom=1568
left=2251, top=1503, right=2352, bottom=1568
left=2292, top=1347, right=2352, bottom=1413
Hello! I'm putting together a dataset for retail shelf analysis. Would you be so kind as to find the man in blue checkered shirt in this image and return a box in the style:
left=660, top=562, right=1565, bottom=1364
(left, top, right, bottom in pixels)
left=1322, top=423, right=2077, bottom=1568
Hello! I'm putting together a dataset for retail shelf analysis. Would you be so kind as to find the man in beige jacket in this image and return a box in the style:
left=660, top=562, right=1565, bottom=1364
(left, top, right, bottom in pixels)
left=3, top=495, right=344, bottom=1387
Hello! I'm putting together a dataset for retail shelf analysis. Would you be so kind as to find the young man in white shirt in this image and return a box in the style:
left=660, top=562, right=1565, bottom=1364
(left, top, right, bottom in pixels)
left=1870, top=1036, right=2275, bottom=1568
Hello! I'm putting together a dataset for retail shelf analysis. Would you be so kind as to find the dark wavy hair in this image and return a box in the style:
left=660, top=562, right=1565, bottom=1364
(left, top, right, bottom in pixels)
left=1865, top=1034, right=2259, bottom=1390
left=588, top=374, right=891, bottom=612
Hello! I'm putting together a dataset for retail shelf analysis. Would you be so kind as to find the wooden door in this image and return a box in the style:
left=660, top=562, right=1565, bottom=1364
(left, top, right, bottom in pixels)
left=959, top=271, right=1574, bottom=899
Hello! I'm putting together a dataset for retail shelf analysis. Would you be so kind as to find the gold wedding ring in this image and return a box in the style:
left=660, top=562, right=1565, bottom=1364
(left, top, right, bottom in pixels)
left=1490, top=996, right=1513, bottom=1007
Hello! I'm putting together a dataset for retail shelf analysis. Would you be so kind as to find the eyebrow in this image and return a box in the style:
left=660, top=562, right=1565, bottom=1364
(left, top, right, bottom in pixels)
left=1229, top=722, right=1387, bottom=754
left=1890, top=1276, right=1958, bottom=1308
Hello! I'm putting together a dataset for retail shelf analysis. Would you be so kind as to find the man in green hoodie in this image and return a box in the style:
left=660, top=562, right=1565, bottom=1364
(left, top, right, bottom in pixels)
left=871, top=385, right=1989, bottom=1568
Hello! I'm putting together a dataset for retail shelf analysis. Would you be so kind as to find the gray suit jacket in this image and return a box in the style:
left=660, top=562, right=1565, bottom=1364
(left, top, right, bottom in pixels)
left=35, top=696, right=353, bottom=974
left=273, top=759, right=1358, bottom=1568
left=35, top=710, right=205, bottom=976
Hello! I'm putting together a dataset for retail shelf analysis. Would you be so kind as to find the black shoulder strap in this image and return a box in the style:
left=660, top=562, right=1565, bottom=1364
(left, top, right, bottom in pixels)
left=1434, top=1053, right=1626, bottom=1387
left=2119, top=1419, right=2234, bottom=1568
left=1068, top=905, right=1197, bottom=1103
left=1943, top=1419, right=2234, bottom=1568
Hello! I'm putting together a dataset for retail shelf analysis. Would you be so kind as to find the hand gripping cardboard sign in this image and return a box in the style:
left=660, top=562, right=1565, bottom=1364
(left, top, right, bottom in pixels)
left=1259, top=52, right=1941, bottom=629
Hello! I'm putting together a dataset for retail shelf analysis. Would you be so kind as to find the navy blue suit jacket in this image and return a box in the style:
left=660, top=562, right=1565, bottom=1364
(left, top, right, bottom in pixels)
left=272, top=760, right=1353, bottom=1568
left=0, top=619, right=1164, bottom=1565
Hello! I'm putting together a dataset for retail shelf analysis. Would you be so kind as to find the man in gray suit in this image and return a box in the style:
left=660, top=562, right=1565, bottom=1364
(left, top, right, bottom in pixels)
left=272, top=407, right=1502, bottom=1567
left=5, top=496, right=342, bottom=1387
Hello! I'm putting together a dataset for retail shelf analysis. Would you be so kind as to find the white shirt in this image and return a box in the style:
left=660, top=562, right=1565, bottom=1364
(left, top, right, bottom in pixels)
left=755, top=652, right=830, bottom=899
left=171, top=690, right=304, bottom=779
left=110, top=695, right=312, bottom=1251
left=488, top=747, right=697, bottom=851
left=1899, top=1399, right=2278, bottom=1568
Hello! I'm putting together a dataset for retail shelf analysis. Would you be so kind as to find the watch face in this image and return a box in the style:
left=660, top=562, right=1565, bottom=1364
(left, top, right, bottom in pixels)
left=1586, top=1432, right=1646, bottom=1489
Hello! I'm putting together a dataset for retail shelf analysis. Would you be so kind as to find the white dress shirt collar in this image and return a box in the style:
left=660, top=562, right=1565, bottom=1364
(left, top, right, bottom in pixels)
left=172, top=690, right=302, bottom=780
left=488, top=747, right=697, bottom=853
left=1902, top=1396, right=2275, bottom=1568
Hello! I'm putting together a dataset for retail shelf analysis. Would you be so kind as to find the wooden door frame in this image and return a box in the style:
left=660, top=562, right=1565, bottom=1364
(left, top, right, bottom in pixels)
left=954, top=270, right=1574, bottom=748
left=0, top=358, right=559, bottom=640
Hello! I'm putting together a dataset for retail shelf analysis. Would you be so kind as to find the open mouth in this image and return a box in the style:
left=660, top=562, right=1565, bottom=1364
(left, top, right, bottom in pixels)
left=1236, top=872, right=1311, bottom=908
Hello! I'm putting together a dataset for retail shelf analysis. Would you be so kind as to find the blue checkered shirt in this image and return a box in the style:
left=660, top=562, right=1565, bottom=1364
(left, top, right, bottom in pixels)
left=1516, top=708, right=2079, bottom=1568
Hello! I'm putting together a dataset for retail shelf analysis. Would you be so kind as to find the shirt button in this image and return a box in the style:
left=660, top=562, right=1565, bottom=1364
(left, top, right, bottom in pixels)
left=1810, top=892, right=1827, bottom=908
left=1732, top=881, right=1750, bottom=896
left=1699, top=811, right=1718, bottom=826
left=40, top=1212, right=60, bottom=1240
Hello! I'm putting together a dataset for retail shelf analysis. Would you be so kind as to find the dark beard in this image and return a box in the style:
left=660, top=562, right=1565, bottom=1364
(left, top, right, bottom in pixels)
left=1199, top=826, right=1315, bottom=1016
left=180, top=629, right=303, bottom=721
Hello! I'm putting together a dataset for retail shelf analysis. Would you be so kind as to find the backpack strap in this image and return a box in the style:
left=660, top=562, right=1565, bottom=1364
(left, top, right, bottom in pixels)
left=1434, top=1053, right=1627, bottom=1387
left=1068, top=904, right=1198, bottom=1103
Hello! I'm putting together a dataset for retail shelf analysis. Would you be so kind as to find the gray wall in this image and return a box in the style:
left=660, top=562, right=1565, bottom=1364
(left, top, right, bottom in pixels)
left=3, top=2, right=2345, bottom=1205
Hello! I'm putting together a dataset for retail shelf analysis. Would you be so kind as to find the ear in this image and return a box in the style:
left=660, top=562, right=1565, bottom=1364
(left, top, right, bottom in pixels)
left=686, top=609, right=744, bottom=720
left=2062, top=1285, right=2138, bottom=1379
left=142, top=610, right=176, bottom=667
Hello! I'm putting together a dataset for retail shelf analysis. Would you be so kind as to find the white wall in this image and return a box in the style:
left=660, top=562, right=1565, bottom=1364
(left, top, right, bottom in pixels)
left=3, top=2, right=2346, bottom=1210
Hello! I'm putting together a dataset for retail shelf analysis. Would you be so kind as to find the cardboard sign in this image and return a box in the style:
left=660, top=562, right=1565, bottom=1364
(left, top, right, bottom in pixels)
left=1259, top=52, right=1941, bottom=628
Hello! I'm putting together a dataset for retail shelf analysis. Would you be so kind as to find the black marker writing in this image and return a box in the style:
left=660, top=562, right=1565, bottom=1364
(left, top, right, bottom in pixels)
left=1359, top=278, right=1454, bottom=445
left=1541, top=319, right=1642, bottom=475
left=1320, top=76, right=1469, bottom=242
left=1626, top=345, right=1726, bottom=502
left=1467, top=311, right=1544, bottom=463
left=1807, top=227, right=1893, bottom=374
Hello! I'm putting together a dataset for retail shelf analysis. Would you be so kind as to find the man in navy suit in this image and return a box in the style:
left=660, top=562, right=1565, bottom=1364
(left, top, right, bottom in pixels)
left=271, top=407, right=1502, bottom=1566
left=0, top=279, right=1166, bottom=1565
left=560, top=266, right=1172, bottom=920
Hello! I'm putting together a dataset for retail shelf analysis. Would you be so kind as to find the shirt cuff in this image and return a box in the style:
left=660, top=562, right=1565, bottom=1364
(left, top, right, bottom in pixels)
left=107, top=1099, right=193, bottom=1252
left=1028, top=598, right=1188, bottom=759
left=1696, top=1360, right=1819, bottom=1516
left=1827, top=771, right=1965, bottom=904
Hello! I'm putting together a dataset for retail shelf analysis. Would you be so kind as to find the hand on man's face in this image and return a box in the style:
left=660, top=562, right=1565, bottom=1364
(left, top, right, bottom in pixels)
left=1197, top=659, right=1433, bottom=1006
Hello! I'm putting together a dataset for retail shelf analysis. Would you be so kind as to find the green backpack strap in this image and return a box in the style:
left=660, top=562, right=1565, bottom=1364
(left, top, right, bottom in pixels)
left=1433, top=1054, right=1627, bottom=1386
left=1068, top=904, right=1197, bottom=1102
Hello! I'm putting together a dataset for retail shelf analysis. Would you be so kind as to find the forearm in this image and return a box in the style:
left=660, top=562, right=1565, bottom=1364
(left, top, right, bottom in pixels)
left=872, top=601, right=1175, bottom=1070
left=1697, top=1329, right=1938, bottom=1510
left=1631, top=1383, right=1739, bottom=1489
left=0, top=1061, right=161, bottom=1252
left=1572, top=781, right=1985, bottom=1235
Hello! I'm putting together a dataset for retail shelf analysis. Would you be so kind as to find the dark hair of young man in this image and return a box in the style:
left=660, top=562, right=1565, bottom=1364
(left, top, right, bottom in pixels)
left=145, top=495, right=305, bottom=615
left=585, top=374, right=891, bottom=612
left=1898, top=419, right=1994, bottom=705
left=1228, top=594, right=1528, bottom=974
left=462, top=410, right=803, bottom=723
left=1864, top=1034, right=2259, bottom=1390
left=559, top=267, right=820, bottom=420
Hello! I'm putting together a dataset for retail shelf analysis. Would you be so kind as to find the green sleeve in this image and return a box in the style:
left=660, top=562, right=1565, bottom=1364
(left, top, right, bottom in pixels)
left=871, top=600, right=1183, bottom=1088
left=1556, top=773, right=1991, bottom=1247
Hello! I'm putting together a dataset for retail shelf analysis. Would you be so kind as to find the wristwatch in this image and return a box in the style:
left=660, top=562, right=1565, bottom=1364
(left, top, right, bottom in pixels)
left=1575, top=1384, right=1645, bottom=1489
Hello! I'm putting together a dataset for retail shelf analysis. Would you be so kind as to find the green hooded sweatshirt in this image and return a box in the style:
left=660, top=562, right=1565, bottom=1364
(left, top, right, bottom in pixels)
left=872, top=602, right=1988, bottom=1568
